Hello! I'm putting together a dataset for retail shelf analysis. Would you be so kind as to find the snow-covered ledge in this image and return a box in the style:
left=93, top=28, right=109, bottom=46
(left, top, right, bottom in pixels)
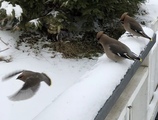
left=105, top=32, right=157, bottom=120
left=34, top=28, right=156, bottom=120
left=97, top=33, right=157, bottom=120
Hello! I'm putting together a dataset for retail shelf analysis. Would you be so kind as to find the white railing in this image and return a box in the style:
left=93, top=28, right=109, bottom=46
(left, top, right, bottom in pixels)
left=148, top=34, right=158, bottom=120
left=105, top=33, right=158, bottom=120
left=33, top=26, right=157, bottom=120
left=33, top=33, right=157, bottom=120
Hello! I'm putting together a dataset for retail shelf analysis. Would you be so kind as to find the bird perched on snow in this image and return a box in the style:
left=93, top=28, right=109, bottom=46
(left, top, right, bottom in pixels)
left=2, top=70, right=51, bottom=101
left=120, top=12, right=151, bottom=41
left=96, top=31, right=142, bottom=62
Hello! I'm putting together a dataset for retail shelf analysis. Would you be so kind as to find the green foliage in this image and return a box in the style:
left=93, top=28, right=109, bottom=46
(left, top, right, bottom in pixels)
left=0, top=0, right=145, bottom=39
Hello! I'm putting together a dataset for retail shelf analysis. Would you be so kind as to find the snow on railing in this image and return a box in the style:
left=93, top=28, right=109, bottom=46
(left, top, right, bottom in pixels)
left=95, top=33, right=156, bottom=120
left=33, top=27, right=155, bottom=120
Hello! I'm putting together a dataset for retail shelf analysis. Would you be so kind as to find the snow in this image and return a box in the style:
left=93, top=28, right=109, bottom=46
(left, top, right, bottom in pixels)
left=0, top=31, right=97, bottom=120
left=0, top=1, right=23, bottom=20
left=13, top=4, right=23, bottom=20
left=136, top=0, right=158, bottom=31
left=0, top=0, right=158, bottom=120
left=29, top=18, right=41, bottom=27
left=33, top=28, right=153, bottom=120
left=48, top=10, right=59, bottom=17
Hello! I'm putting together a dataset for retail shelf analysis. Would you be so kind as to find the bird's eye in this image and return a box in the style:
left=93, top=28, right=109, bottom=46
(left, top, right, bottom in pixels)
left=17, top=75, right=22, bottom=79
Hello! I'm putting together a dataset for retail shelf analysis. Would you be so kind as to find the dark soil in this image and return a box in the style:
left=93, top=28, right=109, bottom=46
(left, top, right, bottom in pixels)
left=16, top=31, right=103, bottom=59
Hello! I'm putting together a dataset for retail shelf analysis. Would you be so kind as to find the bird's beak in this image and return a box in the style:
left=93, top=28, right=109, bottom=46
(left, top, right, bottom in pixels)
left=96, top=38, right=100, bottom=43
left=94, top=38, right=99, bottom=43
left=118, top=20, right=124, bottom=24
left=49, top=80, right=52, bottom=86
left=115, top=19, right=123, bottom=25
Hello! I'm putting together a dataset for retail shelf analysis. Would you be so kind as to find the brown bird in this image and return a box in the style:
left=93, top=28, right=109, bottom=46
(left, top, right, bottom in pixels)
left=2, top=70, right=51, bottom=101
left=120, top=12, right=151, bottom=41
left=97, top=31, right=142, bottom=62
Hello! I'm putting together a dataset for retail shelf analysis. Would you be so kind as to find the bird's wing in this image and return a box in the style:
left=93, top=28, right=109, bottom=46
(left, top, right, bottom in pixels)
left=8, top=78, right=40, bottom=101
left=109, top=44, right=131, bottom=59
left=2, top=70, right=24, bottom=81
left=128, top=19, right=143, bottom=33
left=130, top=22, right=151, bottom=39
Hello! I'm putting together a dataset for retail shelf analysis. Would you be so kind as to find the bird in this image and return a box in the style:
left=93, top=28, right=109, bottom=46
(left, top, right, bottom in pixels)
left=120, top=12, right=151, bottom=41
left=2, top=70, right=52, bottom=101
left=96, top=31, right=142, bottom=62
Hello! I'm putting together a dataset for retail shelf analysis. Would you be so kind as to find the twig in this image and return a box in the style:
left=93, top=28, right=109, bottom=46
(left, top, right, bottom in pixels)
left=0, top=37, right=9, bottom=46
left=0, top=48, right=9, bottom=53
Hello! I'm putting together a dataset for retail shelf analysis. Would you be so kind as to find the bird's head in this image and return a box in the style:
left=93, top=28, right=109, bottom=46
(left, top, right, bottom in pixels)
left=96, top=31, right=104, bottom=41
left=17, top=74, right=24, bottom=80
left=120, top=12, right=128, bottom=24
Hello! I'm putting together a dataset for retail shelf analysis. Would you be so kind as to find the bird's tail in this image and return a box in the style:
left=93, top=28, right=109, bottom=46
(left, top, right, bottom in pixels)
left=41, top=73, right=52, bottom=86
left=124, top=52, right=142, bottom=62
left=2, top=70, right=24, bottom=81
left=142, top=32, right=152, bottom=41
left=133, top=57, right=142, bottom=62
left=130, top=52, right=142, bottom=62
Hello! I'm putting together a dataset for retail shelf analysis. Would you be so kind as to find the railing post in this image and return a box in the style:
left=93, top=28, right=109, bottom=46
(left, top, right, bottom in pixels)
left=147, top=35, right=158, bottom=120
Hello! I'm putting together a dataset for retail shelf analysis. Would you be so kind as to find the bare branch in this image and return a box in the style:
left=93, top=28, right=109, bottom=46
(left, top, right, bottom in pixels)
left=0, top=37, right=9, bottom=46
left=0, top=48, right=9, bottom=53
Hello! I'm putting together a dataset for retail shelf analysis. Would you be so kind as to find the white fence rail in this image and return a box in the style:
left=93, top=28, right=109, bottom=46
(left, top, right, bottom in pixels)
left=105, top=33, right=158, bottom=120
